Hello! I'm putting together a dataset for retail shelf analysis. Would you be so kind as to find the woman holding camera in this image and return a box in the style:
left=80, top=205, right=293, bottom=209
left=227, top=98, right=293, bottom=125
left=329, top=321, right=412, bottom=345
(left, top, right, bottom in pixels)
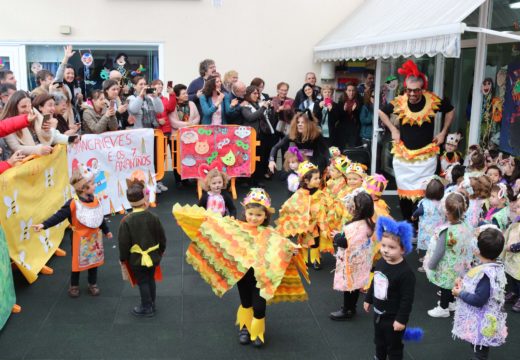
left=313, top=85, right=340, bottom=148
left=127, top=76, right=164, bottom=129
left=199, top=75, right=237, bottom=125
left=4, top=92, right=76, bottom=156
left=103, top=79, right=129, bottom=130
left=82, top=90, right=118, bottom=134
left=241, top=85, right=277, bottom=180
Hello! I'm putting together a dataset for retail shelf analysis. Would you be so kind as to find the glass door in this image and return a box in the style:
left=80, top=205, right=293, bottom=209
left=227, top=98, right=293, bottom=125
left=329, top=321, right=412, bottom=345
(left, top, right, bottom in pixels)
left=0, top=45, right=27, bottom=90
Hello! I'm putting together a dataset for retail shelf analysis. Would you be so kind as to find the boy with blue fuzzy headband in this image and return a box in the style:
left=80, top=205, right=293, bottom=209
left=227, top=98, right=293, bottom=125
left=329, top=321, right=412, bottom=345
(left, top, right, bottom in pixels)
left=364, top=217, right=416, bottom=360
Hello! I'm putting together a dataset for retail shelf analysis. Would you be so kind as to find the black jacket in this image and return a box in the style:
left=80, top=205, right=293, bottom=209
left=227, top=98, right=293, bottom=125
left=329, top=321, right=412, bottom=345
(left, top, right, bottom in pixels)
left=198, top=190, right=237, bottom=217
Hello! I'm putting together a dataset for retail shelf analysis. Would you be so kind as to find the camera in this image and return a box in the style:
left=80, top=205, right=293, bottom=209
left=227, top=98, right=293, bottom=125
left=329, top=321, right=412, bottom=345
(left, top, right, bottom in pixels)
left=145, top=87, right=155, bottom=94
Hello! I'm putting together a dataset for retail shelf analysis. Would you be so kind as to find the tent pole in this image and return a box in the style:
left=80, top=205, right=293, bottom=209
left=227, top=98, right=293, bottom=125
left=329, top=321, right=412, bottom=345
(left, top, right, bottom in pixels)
left=433, top=54, right=445, bottom=135
left=468, top=0, right=491, bottom=148
left=371, top=58, right=382, bottom=175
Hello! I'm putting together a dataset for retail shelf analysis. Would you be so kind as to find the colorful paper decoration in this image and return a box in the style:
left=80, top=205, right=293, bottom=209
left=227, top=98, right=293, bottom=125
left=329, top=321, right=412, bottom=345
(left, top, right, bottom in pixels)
left=177, top=125, right=256, bottom=179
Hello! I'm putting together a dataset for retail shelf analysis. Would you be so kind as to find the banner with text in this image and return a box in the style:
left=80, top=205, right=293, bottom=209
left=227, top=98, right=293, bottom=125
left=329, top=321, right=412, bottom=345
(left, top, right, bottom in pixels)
left=67, top=129, right=156, bottom=215
left=0, top=145, right=70, bottom=283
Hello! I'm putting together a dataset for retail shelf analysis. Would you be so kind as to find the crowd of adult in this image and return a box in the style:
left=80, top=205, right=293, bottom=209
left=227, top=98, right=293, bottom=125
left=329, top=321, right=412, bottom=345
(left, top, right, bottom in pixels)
left=0, top=46, right=384, bottom=189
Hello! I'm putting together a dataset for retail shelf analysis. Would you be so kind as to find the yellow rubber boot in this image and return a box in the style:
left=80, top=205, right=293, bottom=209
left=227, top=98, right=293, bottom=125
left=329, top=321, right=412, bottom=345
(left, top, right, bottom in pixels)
left=235, top=305, right=253, bottom=332
left=310, top=248, right=321, bottom=264
left=310, top=248, right=321, bottom=270
left=250, top=317, right=265, bottom=347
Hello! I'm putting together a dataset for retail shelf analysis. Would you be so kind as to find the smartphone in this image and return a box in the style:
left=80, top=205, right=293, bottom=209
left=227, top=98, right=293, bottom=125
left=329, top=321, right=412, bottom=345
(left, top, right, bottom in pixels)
left=145, top=87, right=155, bottom=94
left=324, top=98, right=332, bottom=106
left=167, top=81, right=173, bottom=88
left=110, top=99, right=117, bottom=110
left=283, top=99, right=293, bottom=108
left=68, top=135, right=79, bottom=144
left=42, top=114, right=51, bottom=124
left=53, top=81, right=63, bottom=88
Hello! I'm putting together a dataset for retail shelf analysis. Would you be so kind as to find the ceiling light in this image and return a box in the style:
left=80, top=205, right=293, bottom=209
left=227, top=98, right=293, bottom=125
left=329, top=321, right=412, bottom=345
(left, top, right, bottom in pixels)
left=510, top=2, right=520, bottom=9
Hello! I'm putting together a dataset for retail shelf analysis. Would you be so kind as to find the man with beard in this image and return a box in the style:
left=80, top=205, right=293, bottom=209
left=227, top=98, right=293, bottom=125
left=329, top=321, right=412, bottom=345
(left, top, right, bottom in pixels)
left=378, top=60, right=455, bottom=222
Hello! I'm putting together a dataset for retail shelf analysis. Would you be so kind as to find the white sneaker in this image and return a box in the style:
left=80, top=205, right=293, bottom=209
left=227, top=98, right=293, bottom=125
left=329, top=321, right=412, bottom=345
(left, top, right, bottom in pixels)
left=155, top=186, right=162, bottom=194
left=428, top=305, right=450, bottom=318
left=436, top=300, right=456, bottom=312
left=157, top=182, right=168, bottom=191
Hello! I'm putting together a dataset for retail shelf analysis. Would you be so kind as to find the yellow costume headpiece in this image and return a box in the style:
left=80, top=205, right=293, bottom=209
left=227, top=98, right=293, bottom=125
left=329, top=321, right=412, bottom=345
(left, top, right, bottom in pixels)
left=242, top=188, right=275, bottom=213
left=333, top=156, right=350, bottom=176
left=297, top=161, right=318, bottom=178
left=363, top=173, right=388, bottom=197
left=346, top=162, right=367, bottom=178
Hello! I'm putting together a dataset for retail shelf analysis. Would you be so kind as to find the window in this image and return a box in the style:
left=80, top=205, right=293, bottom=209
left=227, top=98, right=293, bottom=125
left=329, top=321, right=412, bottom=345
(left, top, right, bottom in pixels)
left=25, top=44, right=159, bottom=97
left=0, top=56, right=11, bottom=71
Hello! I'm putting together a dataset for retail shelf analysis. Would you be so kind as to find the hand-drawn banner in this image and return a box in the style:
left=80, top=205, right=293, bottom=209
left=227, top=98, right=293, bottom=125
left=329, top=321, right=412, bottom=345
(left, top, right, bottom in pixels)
left=67, top=129, right=156, bottom=215
left=177, top=125, right=256, bottom=179
left=0, top=145, right=70, bottom=283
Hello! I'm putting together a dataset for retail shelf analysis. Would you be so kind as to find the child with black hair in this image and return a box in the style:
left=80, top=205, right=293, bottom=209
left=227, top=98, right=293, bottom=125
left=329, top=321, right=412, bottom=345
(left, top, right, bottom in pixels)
left=364, top=217, right=416, bottom=360
left=412, top=177, right=445, bottom=272
left=445, top=164, right=466, bottom=194
left=425, top=192, right=475, bottom=318
left=198, top=168, right=236, bottom=217
left=484, top=183, right=513, bottom=231
left=330, top=191, right=375, bottom=320
left=277, top=161, right=330, bottom=270
left=440, top=131, right=463, bottom=177
left=503, top=194, right=520, bottom=312
left=118, top=178, right=167, bottom=317
left=173, top=188, right=308, bottom=348
left=486, top=165, right=506, bottom=186
left=500, top=155, right=520, bottom=195
left=452, top=227, right=507, bottom=360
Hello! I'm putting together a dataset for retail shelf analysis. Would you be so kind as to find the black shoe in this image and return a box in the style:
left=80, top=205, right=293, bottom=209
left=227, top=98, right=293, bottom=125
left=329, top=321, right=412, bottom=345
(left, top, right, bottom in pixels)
left=252, top=337, right=264, bottom=347
left=329, top=308, right=355, bottom=321
left=238, top=327, right=251, bottom=345
left=131, top=305, right=154, bottom=317
left=312, top=261, right=321, bottom=271
left=152, top=302, right=156, bottom=312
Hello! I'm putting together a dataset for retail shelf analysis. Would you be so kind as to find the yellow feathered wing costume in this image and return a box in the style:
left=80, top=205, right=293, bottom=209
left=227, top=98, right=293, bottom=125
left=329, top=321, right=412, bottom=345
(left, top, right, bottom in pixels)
left=173, top=204, right=309, bottom=303
left=276, top=189, right=332, bottom=254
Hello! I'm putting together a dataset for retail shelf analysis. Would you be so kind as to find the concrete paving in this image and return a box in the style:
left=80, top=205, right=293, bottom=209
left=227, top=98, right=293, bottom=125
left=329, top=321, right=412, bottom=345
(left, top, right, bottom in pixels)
left=1, top=173, right=519, bottom=359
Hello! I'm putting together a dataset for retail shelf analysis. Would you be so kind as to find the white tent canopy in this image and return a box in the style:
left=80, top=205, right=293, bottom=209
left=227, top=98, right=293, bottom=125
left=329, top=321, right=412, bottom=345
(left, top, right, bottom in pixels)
left=314, top=0, right=486, bottom=61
